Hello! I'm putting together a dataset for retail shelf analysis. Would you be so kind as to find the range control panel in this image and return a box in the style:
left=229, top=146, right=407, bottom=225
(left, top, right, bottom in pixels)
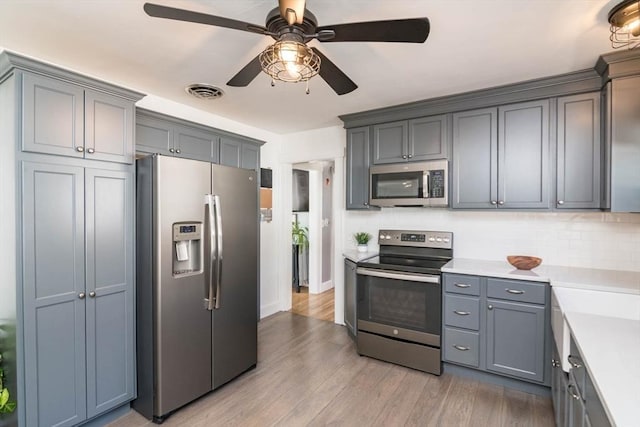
left=378, top=229, right=453, bottom=249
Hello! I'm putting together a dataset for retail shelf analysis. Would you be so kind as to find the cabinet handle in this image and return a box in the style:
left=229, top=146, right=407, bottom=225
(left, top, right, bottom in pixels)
left=402, top=155, right=407, bottom=159
left=551, top=358, right=560, bottom=368
left=76, top=146, right=84, bottom=153
left=87, top=148, right=95, bottom=154
left=454, top=283, right=470, bottom=288
left=568, top=355, right=582, bottom=369
left=490, top=200, right=497, bottom=205
left=488, top=304, right=493, bottom=310
left=407, top=154, right=413, bottom=159
left=78, top=292, right=86, bottom=299
left=557, top=200, right=565, bottom=205
left=453, top=345, right=470, bottom=351
left=89, top=291, right=96, bottom=298
left=453, top=310, right=470, bottom=316
left=364, top=202, right=369, bottom=206
left=498, top=200, right=505, bottom=205
left=505, top=288, right=524, bottom=295
left=169, top=148, right=175, bottom=153
left=176, top=149, right=181, bottom=154
left=567, top=384, right=581, bottom=401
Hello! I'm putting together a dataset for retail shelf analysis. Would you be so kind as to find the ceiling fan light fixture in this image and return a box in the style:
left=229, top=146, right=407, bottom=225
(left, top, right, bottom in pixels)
left=259, top=40, right=320, bottom=83
left=608, top=0, right=640, bottom=49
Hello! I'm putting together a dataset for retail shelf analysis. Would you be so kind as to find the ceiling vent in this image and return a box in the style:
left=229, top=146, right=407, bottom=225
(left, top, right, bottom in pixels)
left=185, top=84, right=224, bottom=100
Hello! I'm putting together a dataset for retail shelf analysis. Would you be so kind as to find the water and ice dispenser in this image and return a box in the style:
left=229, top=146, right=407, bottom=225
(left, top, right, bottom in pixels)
left=172, top=222, right=203, bottom=277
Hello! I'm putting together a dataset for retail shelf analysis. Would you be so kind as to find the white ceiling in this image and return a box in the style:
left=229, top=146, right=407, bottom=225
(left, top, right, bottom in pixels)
left=0, top=0, right=622, bottom=134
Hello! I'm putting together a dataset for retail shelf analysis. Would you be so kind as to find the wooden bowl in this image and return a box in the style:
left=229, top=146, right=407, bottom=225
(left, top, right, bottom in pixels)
left=507, top=255, right=542, bottom=270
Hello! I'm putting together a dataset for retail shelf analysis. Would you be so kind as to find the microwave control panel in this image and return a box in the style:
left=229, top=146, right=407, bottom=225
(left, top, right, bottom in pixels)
left=429, top=170, right=445, bottom=198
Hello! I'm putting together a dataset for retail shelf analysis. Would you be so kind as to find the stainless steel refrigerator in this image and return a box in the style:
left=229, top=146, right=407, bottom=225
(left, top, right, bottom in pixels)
left=133, top=154, right=258, bottom=423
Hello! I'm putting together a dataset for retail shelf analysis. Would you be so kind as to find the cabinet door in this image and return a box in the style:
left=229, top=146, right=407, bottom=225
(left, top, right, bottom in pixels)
left=498, top=100, right=550, bottom=209
left=372, top=121, right=408, bottom=164
left=451, top=108, right=498, bottom=208
left=85, top=90, right=134, bottom=164
left=552, top=342, right=568, bottom=427
left=556, top=93, right=601, bottom=209
left=344, top=259, right=357, bottom=337
left=85, top=168, right=134, bottom=417
left=135, top=114, right=173, bottom=155
left=22, top=72, right=84, bottom=158
left=346, top=127, right=373, bottom=210
left=241, top=143, right=260, bottom=171
left=408, top=115, right=448, bottom=161
left=174, top=125, right=220, bottom=163
left=220, top=136, right=242, bottom=168
left=486, top=299, right=545, bottom=382
left=22, top=162, right=86, bottom=427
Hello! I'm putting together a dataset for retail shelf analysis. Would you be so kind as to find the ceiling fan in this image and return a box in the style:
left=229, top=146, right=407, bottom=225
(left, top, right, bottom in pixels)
left=143, top=0, right=430, bottom=95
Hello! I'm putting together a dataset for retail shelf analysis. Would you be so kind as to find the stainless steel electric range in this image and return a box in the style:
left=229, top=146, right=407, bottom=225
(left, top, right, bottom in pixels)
left=356, top=229, right=453, bottom=375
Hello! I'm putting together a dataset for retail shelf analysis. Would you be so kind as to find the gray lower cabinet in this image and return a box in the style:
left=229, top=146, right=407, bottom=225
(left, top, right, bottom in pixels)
left=372, top=115, right=447, bottom=164
left=346, top=126, right=375, bottom=210
left=442, top=273, right=549, bottom=385
left=344, top=258, right=357, bottom=338
left=552, top=341, right=569, bottom=427
left=452, top=100, right=550, bottom=209
left=556, top=92, right=602, bottom=209
left=22, top=161, right=134, bottom=427
left=22, top=71, right=135, bottom=164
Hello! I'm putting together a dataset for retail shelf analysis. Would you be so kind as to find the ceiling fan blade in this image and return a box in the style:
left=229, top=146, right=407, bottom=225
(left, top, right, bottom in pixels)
left=227, top=55, right=263, bottom=87
left=317, top=18, right=430, bottom=43
left=279, top=0, right=306, bottom=25
left=143, top=3, right=267, bottom=35
left=311, top=48, right=357, bottom=95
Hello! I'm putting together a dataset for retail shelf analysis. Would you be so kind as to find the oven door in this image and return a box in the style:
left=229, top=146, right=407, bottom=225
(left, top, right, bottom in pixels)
left=356, top=267, right=441, bottom=347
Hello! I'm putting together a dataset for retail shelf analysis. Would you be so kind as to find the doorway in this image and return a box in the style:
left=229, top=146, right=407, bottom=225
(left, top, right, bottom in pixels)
left=289, top=161, right=335, bottom=322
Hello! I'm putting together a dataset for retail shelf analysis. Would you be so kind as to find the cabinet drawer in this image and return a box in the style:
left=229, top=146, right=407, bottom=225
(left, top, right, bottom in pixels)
left=444, top=294, right=480, bottom=330
left=487, top=278, right=546, bottom=304
left=443, top=327, right=479, bottom=368
left=444, top=274, right=480, bottom=296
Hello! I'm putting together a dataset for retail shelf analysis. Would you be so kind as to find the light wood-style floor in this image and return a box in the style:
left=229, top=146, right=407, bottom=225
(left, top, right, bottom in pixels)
left=291, top=286, right=334, bottom=322
left=109, top=312, right=554, bottom=427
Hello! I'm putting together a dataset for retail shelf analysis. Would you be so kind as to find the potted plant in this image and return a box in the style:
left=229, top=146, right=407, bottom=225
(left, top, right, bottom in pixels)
left=0, top=352, right=16, bottom=414
left=354, top=232, right=372, bottom=252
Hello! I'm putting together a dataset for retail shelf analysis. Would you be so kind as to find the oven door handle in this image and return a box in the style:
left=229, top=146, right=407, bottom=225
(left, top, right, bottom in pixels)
left=356, top=267, right=439, bottom=284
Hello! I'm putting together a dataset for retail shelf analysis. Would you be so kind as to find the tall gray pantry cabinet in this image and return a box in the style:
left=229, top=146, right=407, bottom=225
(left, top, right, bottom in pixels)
left=0, top=52, right=144, bottom=427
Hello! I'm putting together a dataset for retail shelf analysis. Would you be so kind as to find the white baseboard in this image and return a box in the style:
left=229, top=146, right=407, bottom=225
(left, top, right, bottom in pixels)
left=318, top=280, right=333, bottom=293
left=260, top=301, right=280, bottom=319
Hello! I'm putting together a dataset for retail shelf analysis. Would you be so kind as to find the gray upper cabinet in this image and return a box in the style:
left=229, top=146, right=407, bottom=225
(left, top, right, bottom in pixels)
left=452, top=100, right=550, bottom=209
left=452, top=108, right=498, bottom=209
left=22, top=72, right=84, bottom=158
left=22, top=161, right=135, bottom=426
left=22, top=72, right=135, bottom=164
left=136, top=109, right=262, bottom=169
left=220, top=136, right=261, bottom=170
left=556, top=93, right=602, bottom=209
left=174, top=125, right=220, bottom=163
left=372, top=116, right=447, bottom=164
left=346, top=126, right=374, bottom=210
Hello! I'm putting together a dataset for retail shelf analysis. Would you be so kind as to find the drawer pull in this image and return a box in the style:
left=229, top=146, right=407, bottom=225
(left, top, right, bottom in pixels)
left=567, top=384, right=581, bottom=401
left=453, top=345, right=470, bottom=351
left=568, top=355, right=582, bottom=369
left=453, top=310, right=470, bottom=316
left=454, top=283, right=470, bottom=288
left=505, top=288, right=524, bottom=295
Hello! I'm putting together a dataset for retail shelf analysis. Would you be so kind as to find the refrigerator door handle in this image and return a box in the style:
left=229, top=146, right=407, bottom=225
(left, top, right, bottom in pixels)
left=213, top=194, right=223, bottom=309
left=204, top=194, right=216, bottom=311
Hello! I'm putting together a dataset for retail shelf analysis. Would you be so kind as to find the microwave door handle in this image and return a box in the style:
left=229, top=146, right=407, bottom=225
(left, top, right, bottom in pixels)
left=423, top=171, right=431, bottom=199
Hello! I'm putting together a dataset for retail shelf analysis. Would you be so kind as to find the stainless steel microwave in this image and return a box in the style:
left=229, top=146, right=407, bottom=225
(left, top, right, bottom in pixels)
left=369, top=160, right=448, bottom=207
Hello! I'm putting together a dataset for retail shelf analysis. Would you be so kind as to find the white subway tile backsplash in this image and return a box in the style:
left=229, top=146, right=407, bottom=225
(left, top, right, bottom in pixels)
left=344, top=210, right=640, bottom=272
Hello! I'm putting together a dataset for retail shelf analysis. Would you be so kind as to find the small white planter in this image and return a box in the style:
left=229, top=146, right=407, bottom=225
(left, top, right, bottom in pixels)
left=357, top=244, right=368, bottom=253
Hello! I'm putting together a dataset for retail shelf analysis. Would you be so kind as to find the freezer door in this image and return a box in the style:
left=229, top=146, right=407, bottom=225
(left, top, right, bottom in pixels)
left=155, top=156, right=212, bottom=416
left=211, top=164, right=258, bottom=389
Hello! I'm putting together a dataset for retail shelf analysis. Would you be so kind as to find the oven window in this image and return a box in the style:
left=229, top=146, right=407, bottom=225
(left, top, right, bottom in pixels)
left=358, top=274, right=441, bottom=336
left=371, top=171, right=424, bottom=199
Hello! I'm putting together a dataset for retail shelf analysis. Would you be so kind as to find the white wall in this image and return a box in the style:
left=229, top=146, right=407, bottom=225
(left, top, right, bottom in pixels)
left=344, top=210, right=640, bottom=272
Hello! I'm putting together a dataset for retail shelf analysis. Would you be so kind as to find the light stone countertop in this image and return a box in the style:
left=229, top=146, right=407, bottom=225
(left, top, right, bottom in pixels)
left=342, top=250, right=378, bottom=263
left=441, top=258, right=640, bottom=294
